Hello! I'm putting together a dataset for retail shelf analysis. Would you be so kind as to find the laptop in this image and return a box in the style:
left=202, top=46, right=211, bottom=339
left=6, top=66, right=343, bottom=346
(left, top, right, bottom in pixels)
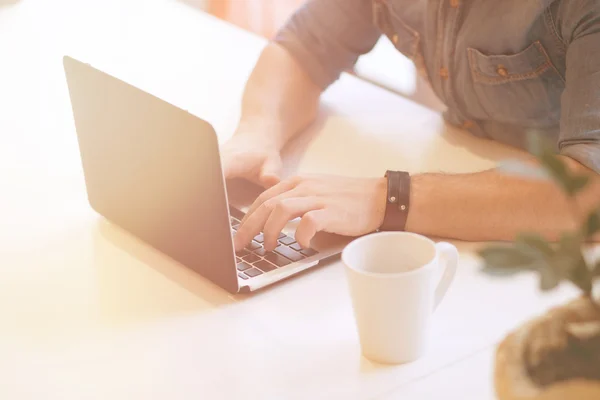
left=62, top=56, right=349, bottom=294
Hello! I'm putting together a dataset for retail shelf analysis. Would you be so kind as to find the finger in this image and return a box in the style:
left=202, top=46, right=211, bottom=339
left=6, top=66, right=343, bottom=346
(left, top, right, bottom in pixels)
left=241, top=176, right=301, bottom=225
left=259, top=156, right=282, bottom=188
left=294, top=209, right=329, bottom=249
left=262, top=197, right=323, bottom=251
left=234, top=191, right=300, bottom=251
left=221, top=153, right=244, bottom=179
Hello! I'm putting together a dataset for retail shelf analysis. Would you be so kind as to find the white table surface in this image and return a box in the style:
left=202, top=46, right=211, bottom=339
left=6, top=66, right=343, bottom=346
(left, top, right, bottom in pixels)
left=381, top=347, right=497, bottom=400
left=0, top=0, right=585, bottom=399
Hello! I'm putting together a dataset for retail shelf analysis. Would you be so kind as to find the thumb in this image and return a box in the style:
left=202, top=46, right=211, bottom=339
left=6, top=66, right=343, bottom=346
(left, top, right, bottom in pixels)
left=220, top=144, right=246, bottom=180
left=221, top=154, right=241, bottom=180
left=259, top=155, right=282, bottom=188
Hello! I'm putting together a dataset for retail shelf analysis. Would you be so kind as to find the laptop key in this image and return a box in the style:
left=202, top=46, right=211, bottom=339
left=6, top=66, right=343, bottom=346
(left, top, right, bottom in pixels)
left=279, top=236, right=296, bottom=246
left=246, top=241, right=261, bottom=251
left=290, top=242, right=303, bottom=252
left=300, top=248, right=318, bottom=257
left=253, top=247, right=267, bottom=257
left=229, top=207, right=246, bottom=221
left=288, top=242, right=317, bottom=256
left=238, top=272, right=249, bottom=280
left=278, top=232, right=286, bottom=239
left=245, top=268, right=263, bottom=278
left=264, top=252, right=291, bottom=267
left=253, top=233, right=264, bottom=243
left=236, top=249, right=250, bottom=258
left=255, top=260, right=277, bottom=272
left=232, top=224, right=240, bottom=230
left=237, top=262, right=252, bottom=271
left=274, top=245, right=304, bottom=262
left=243, top=253, right=261, bottom=264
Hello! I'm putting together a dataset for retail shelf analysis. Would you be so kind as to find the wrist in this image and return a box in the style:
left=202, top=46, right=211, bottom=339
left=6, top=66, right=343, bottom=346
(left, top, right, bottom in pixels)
left=236, top=117, right=287, bottom=151
left=374, top=176, right=388, bottom=228
left=379, top=170, right=411, bottom=231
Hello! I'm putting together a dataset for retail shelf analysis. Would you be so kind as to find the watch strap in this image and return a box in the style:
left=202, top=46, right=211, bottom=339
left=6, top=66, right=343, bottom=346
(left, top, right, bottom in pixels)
left=379, top=170, right=410, bottom=231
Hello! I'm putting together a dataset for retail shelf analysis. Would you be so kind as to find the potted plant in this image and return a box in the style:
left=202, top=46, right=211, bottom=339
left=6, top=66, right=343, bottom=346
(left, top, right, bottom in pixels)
left=478, top=134, right=600, bottom=400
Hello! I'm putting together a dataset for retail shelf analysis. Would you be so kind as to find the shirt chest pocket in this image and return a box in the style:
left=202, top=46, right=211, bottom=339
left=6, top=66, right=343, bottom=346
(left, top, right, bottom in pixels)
left=467, top=41, right=565, bottom=126
left=372, top=1, right=429, bottom=81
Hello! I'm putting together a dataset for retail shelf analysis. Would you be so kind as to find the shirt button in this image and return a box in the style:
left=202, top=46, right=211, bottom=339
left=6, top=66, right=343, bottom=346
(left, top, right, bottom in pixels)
left=439, top=67, right=449, bottom=79
left=497, top=65, right=509, bottom=77
left=450, top=0, right=460, bottom=7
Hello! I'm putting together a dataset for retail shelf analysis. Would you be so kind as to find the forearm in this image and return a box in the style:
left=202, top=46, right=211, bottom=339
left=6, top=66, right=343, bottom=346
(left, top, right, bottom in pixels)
left=406, top=157, right=600, bottom=242
left=238, top=42, right=322, bottom=149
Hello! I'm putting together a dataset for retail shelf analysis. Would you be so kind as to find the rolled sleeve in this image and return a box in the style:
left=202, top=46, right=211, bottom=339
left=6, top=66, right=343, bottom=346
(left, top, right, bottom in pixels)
left=557, top=2, right=600, bottom=174
left=273, top=0, right=381, bottom=89
left=561, top=142, right=600, bottom=173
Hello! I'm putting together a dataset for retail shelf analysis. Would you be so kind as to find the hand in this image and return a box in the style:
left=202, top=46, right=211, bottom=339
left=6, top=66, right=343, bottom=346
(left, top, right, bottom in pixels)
left=234, top=174, right=388, bottom=251
left=220, top=129, right=283, bottom=188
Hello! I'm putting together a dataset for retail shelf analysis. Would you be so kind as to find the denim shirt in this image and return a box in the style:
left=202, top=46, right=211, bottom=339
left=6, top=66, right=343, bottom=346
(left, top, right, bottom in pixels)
left=274, top=0, right=600, bottom=173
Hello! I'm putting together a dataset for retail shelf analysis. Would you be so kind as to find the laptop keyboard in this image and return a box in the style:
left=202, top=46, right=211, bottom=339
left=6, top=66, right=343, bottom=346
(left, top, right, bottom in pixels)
left=229, top=212, right=319, bottom=281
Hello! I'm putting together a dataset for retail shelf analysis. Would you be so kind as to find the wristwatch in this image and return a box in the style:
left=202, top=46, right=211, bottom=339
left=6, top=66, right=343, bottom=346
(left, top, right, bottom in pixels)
left=379, top=170, right=411, bottom=231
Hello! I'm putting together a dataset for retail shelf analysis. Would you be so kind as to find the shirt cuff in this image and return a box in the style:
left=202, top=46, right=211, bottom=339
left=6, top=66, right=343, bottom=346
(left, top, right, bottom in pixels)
left=560, top=142, right=600, bottom=174
left=273, top=30, right=340, bottom=90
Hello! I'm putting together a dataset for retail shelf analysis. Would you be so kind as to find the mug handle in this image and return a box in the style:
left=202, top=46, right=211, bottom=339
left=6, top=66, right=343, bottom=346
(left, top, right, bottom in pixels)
left=433, top=242, right=459, bottom=311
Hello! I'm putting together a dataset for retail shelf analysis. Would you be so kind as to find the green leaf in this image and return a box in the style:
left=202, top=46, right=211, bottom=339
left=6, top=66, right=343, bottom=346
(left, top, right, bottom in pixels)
left=539, top=153, right=570, bottom=189
left=594, top=260, right=600, bottom=278
left=568, top=259, right=593, bottom=295
left=558, top=232, right=584, bottom=255
left=478, top=246, right=537, bottom=274
left=547, top=253, right=573, bottom=281
left=548, top=232, right=594, bottom=295
left=539, top=266, right=560, bottom=291
left=515, top=233, right=554, bottom=258
left=564, top=174, right=591, bottom=196
left=555, top=232, right=584, bottom=268
left=514, top=233, right=556, bottom=284
left=497, top=160, right=551, bottom=181
left=583, top=210, right=600, bottom=238
left=536, top=232, right=583, bottom=284
left=539, top=153, right=566, bottom=177
left=521, top=132, right=590, bottom=196
left=536, top=151, right=590, bottom=196
left=528, top=233, right=580, bottom=291
left=526, top=131, right=552, bottom=157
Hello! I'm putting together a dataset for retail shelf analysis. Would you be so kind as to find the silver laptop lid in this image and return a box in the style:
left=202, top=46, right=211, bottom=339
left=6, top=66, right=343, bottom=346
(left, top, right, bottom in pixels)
left=63, top=56, right=239, bottom=293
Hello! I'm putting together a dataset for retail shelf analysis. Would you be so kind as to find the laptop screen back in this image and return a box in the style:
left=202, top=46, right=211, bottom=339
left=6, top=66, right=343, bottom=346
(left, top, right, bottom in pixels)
left=63, top=56, right=239, bottom=293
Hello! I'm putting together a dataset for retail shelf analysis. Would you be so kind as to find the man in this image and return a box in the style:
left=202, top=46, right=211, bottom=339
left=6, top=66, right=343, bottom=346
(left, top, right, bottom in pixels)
left=220, top=0, right=600, bottom=253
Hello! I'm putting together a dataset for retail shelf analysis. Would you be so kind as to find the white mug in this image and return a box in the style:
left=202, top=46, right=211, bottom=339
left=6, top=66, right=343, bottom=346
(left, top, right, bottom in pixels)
left=342, top=232, right=458, bottom=364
